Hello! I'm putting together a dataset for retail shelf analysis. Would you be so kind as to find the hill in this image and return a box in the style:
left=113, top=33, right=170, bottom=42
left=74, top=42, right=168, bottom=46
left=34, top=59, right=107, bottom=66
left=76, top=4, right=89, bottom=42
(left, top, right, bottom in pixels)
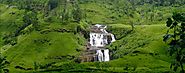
left=1, top=0, right=185, bottom=72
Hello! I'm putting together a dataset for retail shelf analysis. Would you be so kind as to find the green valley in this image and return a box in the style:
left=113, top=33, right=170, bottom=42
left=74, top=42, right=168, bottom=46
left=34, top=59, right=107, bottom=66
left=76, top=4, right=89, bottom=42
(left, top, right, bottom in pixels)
left=0, top=0, right=185, bottom=73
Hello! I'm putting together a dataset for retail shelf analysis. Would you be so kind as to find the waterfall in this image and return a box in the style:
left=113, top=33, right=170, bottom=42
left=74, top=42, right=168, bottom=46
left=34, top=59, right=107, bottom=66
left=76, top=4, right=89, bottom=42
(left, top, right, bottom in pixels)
left=111, top=34, right=116, bottom=42
left=96, top=50, right=104, bottom=62
left=90, top=33, right=94, bottom=46
left=89, top=24, right=116, bottom=62
left=90, top=33, right=105, bottom=47
left=104, top=49, right=110, bottom=61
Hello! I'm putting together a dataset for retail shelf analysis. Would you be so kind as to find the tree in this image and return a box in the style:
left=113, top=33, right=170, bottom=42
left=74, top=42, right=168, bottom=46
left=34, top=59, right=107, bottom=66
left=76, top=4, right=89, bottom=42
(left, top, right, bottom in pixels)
left=61, top=0, right=69, bottom=23
left=60, top=0, right=84, bottom=24
left=71, top=0, right=83, bottom=23
left=15, top=11, right=38, bottom=36
left=163, top=12, right=185, bottom=73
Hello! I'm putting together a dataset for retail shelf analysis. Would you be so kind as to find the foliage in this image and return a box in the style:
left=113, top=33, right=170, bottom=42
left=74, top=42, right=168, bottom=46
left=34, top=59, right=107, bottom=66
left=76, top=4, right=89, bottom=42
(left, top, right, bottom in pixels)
left=77, top=20, right=89, bottom=39
left=163, top=12, right=185, bottom=72
left=2, top=33, right=17, bottom=45
left=48, top=0, right=59, bottom=10
left=1, top=0, right=185, bottom=72
left=72, top=6, right=83, bottom=23
left=15, top=11, right=38, bottom=36
left=0, top=54, right=10, bottom=73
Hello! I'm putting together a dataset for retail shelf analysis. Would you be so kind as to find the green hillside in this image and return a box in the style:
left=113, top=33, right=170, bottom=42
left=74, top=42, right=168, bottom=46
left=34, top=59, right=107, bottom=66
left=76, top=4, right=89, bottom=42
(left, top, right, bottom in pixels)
left=0, top=0, right=185, bottom=73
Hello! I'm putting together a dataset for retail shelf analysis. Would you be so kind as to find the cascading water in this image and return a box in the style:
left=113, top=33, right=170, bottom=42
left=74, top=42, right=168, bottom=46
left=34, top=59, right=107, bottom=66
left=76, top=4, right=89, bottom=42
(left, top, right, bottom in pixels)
left=111, top=34, right=116, bottom=42
left=90, top=33, right=104, bottom=47
left=89, top=24, right=116, bottom=62
left=104, top=49, right=110, bottom=61
left=96, top=50, right=104, bottom=62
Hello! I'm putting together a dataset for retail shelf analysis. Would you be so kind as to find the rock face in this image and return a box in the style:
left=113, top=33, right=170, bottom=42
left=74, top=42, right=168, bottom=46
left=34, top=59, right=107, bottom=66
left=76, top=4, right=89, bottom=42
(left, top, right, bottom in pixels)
left=80, top=24, right=115, bottom=62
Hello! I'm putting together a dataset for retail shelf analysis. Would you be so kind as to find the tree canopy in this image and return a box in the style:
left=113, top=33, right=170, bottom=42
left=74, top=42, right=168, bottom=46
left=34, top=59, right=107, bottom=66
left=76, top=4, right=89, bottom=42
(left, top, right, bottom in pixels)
left=163, top=12, right=185, bottom=72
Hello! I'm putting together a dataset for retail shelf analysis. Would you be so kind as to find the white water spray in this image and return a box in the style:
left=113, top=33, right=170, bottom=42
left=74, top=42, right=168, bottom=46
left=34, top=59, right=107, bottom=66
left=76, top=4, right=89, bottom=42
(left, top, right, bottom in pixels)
left=96, top=50, right=104, bottom=62
left=104, top=49, right=110, bottom=61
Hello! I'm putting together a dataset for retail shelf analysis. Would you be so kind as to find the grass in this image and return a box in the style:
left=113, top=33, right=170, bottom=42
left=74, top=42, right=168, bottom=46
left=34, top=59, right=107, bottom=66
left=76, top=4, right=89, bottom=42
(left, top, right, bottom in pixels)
left=3, top=31, right=86, bottom=72
left=0, top=4, right=24, bottom=32
left=0, top=5, right=173, bottom=71
left=0, top=4, right=25, bottom=48
left=0, top=2, right=180, bottom=72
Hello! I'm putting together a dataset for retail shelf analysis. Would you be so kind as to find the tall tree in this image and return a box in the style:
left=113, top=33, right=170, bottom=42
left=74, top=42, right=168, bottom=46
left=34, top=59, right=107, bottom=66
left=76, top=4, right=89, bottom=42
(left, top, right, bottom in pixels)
left=61, top=0, right=69, bottom=23
left=71, top=0, right=83, bottom=23
left=163, top=12, right=185, bottom=73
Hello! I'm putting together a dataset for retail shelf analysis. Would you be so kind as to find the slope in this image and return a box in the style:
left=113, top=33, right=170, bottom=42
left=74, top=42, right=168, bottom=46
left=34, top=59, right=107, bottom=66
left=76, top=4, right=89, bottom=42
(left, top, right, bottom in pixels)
left=0, top=4, right=87, bottom=72
left=71, top=24, right=172, bottom=73
left=34, top=24, right=173, bottom=73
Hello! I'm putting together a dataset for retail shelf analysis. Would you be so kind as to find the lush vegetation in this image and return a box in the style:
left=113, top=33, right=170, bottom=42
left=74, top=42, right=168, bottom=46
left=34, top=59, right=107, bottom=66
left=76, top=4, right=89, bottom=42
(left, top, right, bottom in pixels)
left=163, top=12, right=185, bottom=73
left=0, top=0, right=185, bottom=72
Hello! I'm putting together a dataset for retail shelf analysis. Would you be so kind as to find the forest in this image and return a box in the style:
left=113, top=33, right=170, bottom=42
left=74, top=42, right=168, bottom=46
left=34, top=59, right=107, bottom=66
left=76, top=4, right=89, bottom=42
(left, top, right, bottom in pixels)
left=0, top=0, right=185, bottom=73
